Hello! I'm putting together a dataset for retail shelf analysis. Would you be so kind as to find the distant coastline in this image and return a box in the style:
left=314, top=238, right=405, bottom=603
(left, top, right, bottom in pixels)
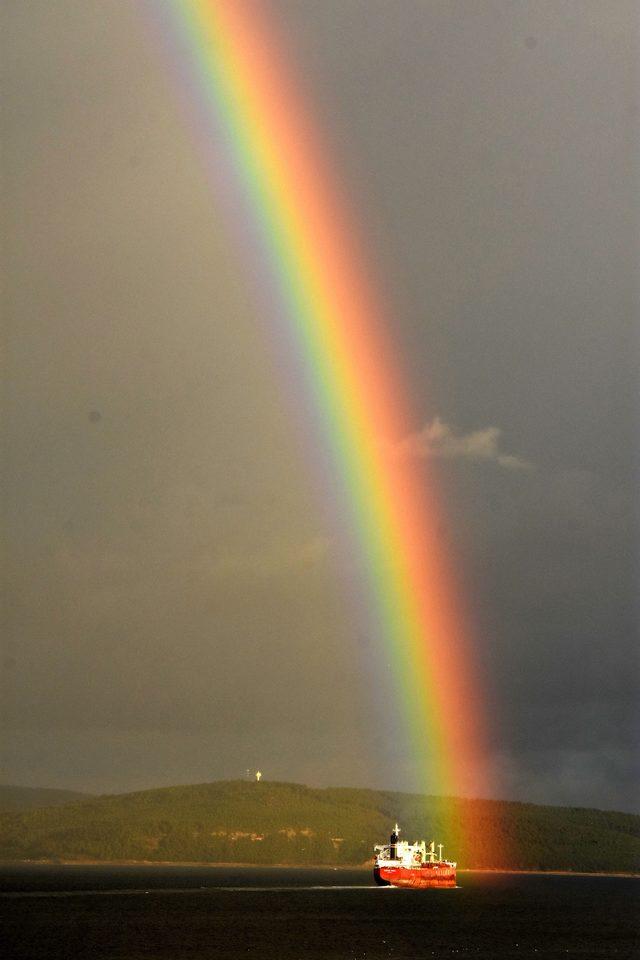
left=2, top=859, right=638, bottom=878
left=2, top=780, right=638, bottom=874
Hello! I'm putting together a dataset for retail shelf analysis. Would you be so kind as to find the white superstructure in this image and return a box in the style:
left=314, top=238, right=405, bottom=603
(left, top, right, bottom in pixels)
left=373, top=823, right=455, bottom=868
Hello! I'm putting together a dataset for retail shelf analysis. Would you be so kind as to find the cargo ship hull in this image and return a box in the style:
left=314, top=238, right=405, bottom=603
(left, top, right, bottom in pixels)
left=374, top=864, right=456, bottom=889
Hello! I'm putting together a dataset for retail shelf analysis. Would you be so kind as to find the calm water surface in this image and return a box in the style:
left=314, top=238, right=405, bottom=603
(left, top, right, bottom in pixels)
left=1, top=864, right=637, bottom=959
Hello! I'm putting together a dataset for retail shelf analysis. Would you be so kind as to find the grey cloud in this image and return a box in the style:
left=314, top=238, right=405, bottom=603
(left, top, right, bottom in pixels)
left=2, top=0, right=636, bottom=811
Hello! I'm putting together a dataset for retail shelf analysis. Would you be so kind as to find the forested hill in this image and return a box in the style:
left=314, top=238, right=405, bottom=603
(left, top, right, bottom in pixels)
left=1, top=780, right=637, bottom=872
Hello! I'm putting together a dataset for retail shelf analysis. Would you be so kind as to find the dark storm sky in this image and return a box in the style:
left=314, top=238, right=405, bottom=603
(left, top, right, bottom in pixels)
left=2, top=0, right=638, bottom=811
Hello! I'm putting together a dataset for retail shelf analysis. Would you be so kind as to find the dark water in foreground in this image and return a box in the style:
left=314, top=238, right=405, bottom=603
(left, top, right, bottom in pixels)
left=1, top=865, right=637, bottom=959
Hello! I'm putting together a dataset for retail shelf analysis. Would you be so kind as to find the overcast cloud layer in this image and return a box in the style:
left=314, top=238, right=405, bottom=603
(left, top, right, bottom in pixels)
left=2, top=1, right=638, bottom=811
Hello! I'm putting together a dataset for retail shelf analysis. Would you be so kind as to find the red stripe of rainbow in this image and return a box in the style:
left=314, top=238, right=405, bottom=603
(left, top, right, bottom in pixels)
left=163, top=0, right=492, bottom=838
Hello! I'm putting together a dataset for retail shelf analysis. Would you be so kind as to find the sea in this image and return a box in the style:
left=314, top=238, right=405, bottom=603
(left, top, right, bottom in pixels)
left=1, top=864, right=637, bottom=959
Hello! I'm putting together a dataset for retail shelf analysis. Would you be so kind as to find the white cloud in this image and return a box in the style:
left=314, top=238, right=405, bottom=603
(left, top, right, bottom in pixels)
left=392, top=417, right=531, bottom=470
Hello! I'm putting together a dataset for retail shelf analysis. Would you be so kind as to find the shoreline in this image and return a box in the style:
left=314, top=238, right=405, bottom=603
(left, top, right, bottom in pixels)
left=2, top=860, right=637, bottom=878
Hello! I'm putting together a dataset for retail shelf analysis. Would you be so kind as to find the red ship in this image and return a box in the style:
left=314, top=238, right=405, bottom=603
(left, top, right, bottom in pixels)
left=373, top=823, right=457, bottom=889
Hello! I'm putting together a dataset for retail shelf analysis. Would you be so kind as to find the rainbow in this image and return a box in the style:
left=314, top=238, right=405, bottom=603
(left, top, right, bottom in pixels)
left=158, top=0, right=492, bottom=844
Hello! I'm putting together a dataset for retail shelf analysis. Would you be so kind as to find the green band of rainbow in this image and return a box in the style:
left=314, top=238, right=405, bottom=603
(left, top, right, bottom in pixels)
left=163, top=0, right=493, bottom=847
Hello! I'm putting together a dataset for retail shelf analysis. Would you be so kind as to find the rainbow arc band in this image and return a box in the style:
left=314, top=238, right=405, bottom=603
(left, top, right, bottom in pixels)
left=165, top=0, right=492, bottom=844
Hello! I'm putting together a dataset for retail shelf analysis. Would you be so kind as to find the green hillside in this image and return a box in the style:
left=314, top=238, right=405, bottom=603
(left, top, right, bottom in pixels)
left=0, top=785, right=91, bottom=812
left=0, top=780, right=637, bottom=872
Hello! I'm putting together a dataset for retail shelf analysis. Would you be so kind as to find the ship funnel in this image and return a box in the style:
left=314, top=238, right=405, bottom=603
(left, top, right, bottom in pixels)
left=390, top=823, right=400, bottom=860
